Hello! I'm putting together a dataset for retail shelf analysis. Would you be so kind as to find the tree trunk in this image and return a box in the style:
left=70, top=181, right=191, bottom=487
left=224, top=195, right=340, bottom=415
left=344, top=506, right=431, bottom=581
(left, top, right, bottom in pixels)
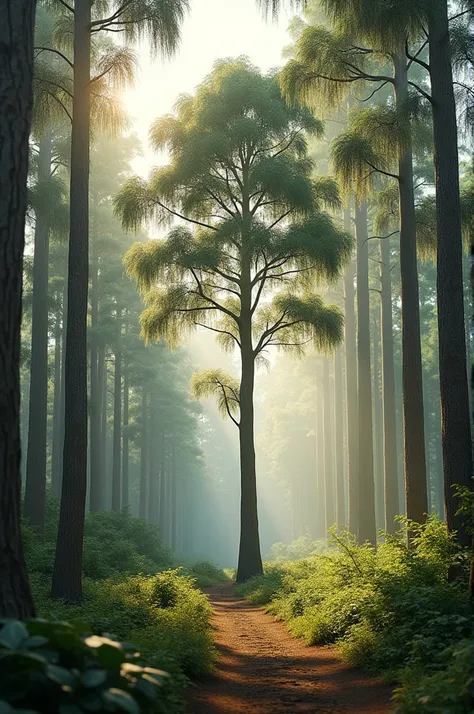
left=0, top=0, right=37, bottom=618
left=51, top=296, right=63, bottom=498
left=380, top=236, right=400, bottom=533
left=89, top=239, right=101, bottom=512
left=393, top=53, right=428, bottom=528
left=323, top=357, right=335, bottom=530
left=122, top=366, right=129, bottom=509
left=148, top=408, right=158, bottom=524
left=51, top=0, right=91, bottom=602
left=24, top=129, right=52, bottom=533
left=344, top=210, right=359, bottom=536
left=356, top=202, right=377, bottom=545
left=159, top=431, right=166, bottom=535
left=171, top=439, right=177, bottom=550
left=111, top=339, right=121, bottom=511
left=428, top=2, right=473, bottom=547
left=372, top=305, right=385, bottom=532
left=139, top=387, right=148, bottom=520
left=334, top=347, right=345, bottom=529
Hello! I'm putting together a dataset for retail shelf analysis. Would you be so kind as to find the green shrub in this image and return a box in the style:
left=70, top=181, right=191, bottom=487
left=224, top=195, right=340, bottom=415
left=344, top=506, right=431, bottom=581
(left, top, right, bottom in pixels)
left=266, top=533, right=328, bottom=562
left=186, top=561, right=229, bottom=588
left=0, top=619, right=172, bottom=714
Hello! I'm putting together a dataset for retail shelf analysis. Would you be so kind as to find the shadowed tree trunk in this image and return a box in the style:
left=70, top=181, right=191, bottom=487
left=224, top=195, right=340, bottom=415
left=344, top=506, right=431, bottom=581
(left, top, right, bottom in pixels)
left=122, top=365, right=129, bottom=509
left=159, top=432, right=167, bottom=536
left=344, top=211, right=359, bottom=536
left=372, top=306, right=384, bottom=532
left=89, top=239, right=101, bottom=512
left=52, top=0, right=91, bottom=601
left=111, top=335, right=122, bottom=511
left=356, top=202, right=376, bottom=545
left=323, top=356, right=335, bottom=530
left=0, top=0, right=37, bottom=618
left=24, top=128, right=53, bottom=533
left=51, top=297, right=63, bottom=497
left=428, top=2, right=473, bottom=548
left=334, top=347, right=345, bottom=529
left=393, top=52, right=428, bottom=528
left=380, top=236, right=399, bottom=533
left=139, top=387, right=148, bottom=520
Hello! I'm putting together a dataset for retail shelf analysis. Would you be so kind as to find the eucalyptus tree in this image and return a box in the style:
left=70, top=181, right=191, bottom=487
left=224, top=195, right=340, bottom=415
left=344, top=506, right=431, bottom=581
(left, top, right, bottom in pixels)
left=0, top=0, right=37, bottom=618
left=46, top=0, right=188, bottom=603
left=117, top=60, right=352, bottom=581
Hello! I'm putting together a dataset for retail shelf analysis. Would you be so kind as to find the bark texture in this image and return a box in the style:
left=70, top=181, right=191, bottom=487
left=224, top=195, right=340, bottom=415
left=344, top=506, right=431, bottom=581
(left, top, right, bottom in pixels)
left=0, top=0, right=37, bottom=618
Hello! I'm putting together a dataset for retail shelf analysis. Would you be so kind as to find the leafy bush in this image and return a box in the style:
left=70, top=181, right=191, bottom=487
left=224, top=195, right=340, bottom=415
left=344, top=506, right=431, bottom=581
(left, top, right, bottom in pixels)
left=266, top=533, right=328, bottom=562
left=185, top=561, right=229, bottom=588
left=24, top=506, right=171, bottom=580
left=237, top=517, right=473, bottom=696
left=0, top=619, right=171, bottom=714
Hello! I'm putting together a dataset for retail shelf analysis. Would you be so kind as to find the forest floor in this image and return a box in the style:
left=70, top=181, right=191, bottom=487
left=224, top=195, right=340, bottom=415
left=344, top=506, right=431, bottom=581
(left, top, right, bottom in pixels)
left=186, top=582, right=392, bottom=714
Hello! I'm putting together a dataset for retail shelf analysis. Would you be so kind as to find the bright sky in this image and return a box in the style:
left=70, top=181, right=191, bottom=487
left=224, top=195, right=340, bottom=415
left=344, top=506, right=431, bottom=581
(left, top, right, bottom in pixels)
left=123, top=0, right=296, bottom=175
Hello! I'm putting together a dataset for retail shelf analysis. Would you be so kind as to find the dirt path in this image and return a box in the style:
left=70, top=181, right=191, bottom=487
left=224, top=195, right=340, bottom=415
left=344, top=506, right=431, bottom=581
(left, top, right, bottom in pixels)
left=186, top=582, right=392, bottom=714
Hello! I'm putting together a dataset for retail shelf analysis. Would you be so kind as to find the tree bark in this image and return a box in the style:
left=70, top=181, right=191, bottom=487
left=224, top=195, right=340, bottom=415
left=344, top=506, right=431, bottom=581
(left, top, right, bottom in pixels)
left=148, top=407, right=158, bottom=524
left=372, top=304, right=385, bottom=531
left=344, top=210, right=359, bottom=536
left=122, top=365, right=129, bottom=509
left=52, top=0, right=91, bottom=602
left=428, top=2, right=473, bottom=547
left=0, top=0, right=37, bottom=618
left=139, top=387, right=148, bottom=520
left=334, top=347, right=345, bottom=529
left=51, top=297, right=63, bottom=498
left=393, top=53, right=428, bottom=528
left=356, top=202, right=377, bottom=545
left=24, top=129, right=53, bottom=533
left=380, top=236, right=400, bottom=533
left=89, top=238, right=101, bottom=512
left=323, top=356, right=335, bottom=530
left=111, top=337, right=121, bottom=511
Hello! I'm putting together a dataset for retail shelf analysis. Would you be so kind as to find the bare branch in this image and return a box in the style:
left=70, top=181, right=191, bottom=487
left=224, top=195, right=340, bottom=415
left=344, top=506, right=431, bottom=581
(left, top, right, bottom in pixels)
left=34, top=46, right=74, bottom=70
left=57, top=0, right=74, bottom=12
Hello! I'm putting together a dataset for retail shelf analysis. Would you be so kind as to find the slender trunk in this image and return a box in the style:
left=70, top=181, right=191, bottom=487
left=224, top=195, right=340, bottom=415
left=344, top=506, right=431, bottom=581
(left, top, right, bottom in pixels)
left=122, top=366, right=129, bottom=509
left=51, top=299, right=63, bottom=498
left=97, top=344, right=106, bottom=508
left=55, top=270, right=68, bottom=499
left=24, top=129, right=53, bottom=532
left=429, top=3, right=473, bottom=548
left=0, top=0, right=37, bottom=618
left=159, top=431, right=166, bottom=534
left=334, top=347, right=345, bottom=529
left=372, top=306, right=385, bottom=532
left=148, top=408, right=158, bottom=524
left=323, top=357, right=335, bottom=530
left=89, top=240, right=101, bottom=511
left=344, top=210, right=359, bottom=535
left=315, top=379, right=326, bottom=539
left=356, top=202, right=377, bottom=545
left=51, top=0, right=91, bottom=602
left=139, top=387, right=148, bottom=520
left=393, top=53, right=428, bottom=528
left=380, top=237, right=400, bottom=533
left=171, top=440, right=177, bottom=550
left=111, top=340, right=121, bottom=511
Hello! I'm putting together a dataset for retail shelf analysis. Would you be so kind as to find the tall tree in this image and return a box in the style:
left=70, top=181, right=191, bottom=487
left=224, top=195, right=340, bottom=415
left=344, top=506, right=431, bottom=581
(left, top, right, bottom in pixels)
left=117, top=60, right=352, bottom=581
left=0, top=0, right=37, bottom=618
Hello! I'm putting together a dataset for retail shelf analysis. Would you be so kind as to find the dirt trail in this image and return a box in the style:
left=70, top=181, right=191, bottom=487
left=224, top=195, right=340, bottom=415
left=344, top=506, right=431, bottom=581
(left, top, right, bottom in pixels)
left=186, top=582, right=392, bottom=714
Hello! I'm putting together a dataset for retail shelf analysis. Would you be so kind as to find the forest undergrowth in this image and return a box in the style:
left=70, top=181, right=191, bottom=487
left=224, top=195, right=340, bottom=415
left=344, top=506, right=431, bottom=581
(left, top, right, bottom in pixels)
left=19, top=502, right=229, bottom=713
left=236, top=518, right=474, bottom=713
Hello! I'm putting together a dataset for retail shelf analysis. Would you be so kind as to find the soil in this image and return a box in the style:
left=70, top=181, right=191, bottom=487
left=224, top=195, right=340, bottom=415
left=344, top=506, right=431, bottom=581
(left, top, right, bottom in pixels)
left=186, top=582, right=392, bottom=714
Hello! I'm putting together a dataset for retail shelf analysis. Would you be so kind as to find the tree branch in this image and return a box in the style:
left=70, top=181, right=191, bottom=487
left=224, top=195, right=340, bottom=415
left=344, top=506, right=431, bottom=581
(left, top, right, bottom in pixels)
left=89, top=0, right=135, bottom=28
left=56, top=0, right=74, bottom=12
left=34, top=46, right=74, bottom=70
left=195, top=323, right=241, bottom=348
left=189, top=269, right=240, bottom=325
left=153, top=199, right=218, bottom=232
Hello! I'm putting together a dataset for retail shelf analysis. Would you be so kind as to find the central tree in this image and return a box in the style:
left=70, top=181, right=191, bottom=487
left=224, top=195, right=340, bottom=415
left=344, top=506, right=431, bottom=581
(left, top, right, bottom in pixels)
left=116, top=59, right=352, bottom=581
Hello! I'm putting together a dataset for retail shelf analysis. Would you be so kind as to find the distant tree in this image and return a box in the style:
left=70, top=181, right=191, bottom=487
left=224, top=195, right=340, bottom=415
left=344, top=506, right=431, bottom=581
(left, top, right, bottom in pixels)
left=117, top=60, right=352, bottom=581
left=0, top=0, right=37, bottom=618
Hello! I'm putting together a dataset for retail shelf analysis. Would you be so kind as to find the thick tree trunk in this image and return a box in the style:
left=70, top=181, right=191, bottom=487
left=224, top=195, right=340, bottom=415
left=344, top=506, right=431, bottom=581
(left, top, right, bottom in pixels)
left=0, top=0, right=37, bottom=618
left=24, top=129, right=53, bottom=533
left=51, top=300, right=63, bottom=497
left=372, top=306, right=385, bottom=531
left=344, top=210, right=359, bottom=536
left=334, top=347, right=345, bottom=529
left=393, top=53, right=428, bottom=528
left=356, top=202, right=377, bottom=545
left=122, top=366, right=129, bottom=509
left=428, top=2, right=473, bottom=547
left=139, top=387, right=148, bottom=520
left=51, top=0, right=91, bottom=602
left=323, top=357, right=335, bottom=530
left=89, top=240, right=101, bottom=512
left=380, top=237, right=400, bottom=533
left=111, top=341, right=121, bottom=511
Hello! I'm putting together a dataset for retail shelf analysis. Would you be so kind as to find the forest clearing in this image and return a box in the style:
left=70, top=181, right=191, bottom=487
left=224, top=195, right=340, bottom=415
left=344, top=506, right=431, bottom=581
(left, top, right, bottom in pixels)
left=1, top=0, right=474, bottom=712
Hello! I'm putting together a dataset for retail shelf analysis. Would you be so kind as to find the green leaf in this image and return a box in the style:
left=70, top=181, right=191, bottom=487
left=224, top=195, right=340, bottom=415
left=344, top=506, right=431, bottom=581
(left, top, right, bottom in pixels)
left=0, top=621, right=29, bottom=649
left=82, top=669, right=108, bottom=688
left=96, top=644, right=125, bottom=669
left=25, top=635, right=49, bottom=648
left=102, top=689, right=140, bottom=714
left=46, top=664, right=76, bottom=688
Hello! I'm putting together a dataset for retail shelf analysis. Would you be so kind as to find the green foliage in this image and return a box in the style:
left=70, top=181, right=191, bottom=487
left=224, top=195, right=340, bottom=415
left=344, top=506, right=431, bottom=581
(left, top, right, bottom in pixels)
left=238, top=518, right=473, bottom=695
left=185, top=561, right=230, bottom=589
left=23, top=505, right=172, bottom=580
left=0, top=619, right=170, bottom=714
left=266, top=534, right=328, bottom=562
left=190, top=370, right=240, bottom=422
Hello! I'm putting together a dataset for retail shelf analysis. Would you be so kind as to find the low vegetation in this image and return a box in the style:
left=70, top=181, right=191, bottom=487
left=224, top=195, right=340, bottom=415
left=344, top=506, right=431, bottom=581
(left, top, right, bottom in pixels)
left=236, top=518, right=473, bottom=712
